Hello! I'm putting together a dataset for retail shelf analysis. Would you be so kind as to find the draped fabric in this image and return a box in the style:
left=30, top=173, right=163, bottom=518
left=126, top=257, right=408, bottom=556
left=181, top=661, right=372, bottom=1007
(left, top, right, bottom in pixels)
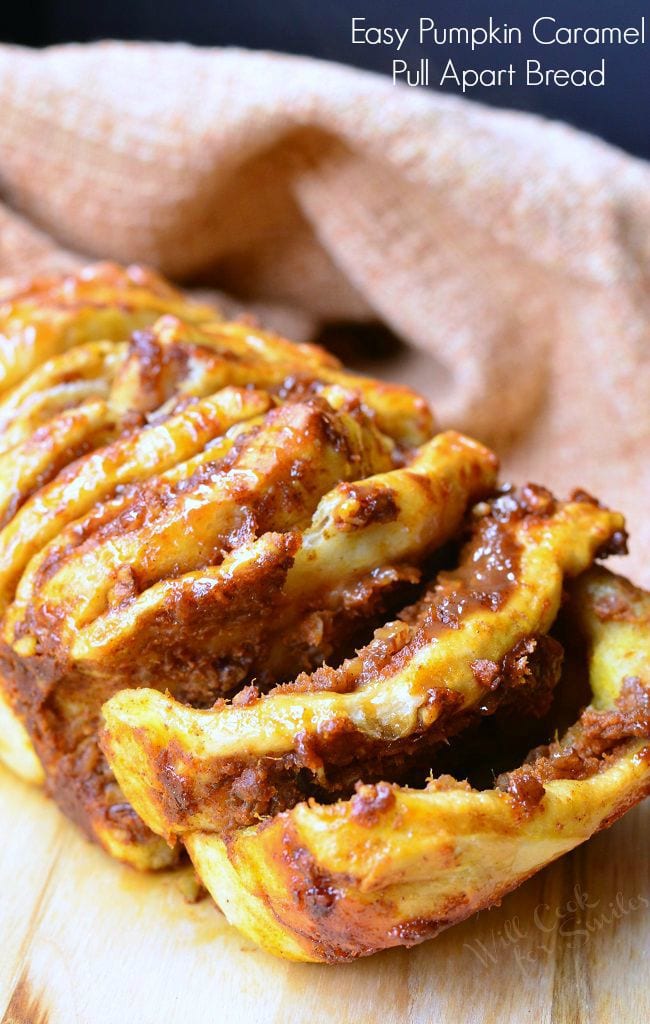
left=0, top=42, right=648, bottom=580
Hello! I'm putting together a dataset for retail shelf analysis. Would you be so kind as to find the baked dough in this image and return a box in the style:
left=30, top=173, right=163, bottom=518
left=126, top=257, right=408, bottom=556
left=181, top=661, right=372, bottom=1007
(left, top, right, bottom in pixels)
left=1, top=264, right=646, bottom=962
left=109, top=568, right=650, bottom=961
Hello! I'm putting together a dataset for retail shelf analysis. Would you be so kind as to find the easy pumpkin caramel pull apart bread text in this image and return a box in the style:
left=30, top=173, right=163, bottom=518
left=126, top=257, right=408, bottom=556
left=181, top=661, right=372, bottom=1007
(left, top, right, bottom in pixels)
left=1, top=264, right=648, bottom=962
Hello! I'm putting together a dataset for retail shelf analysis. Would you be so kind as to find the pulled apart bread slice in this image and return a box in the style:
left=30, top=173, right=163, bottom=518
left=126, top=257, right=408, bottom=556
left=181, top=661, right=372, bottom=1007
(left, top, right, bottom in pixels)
left=107, top=568, right=650, bottom=962
left=103, top=488, right=623, bottom=836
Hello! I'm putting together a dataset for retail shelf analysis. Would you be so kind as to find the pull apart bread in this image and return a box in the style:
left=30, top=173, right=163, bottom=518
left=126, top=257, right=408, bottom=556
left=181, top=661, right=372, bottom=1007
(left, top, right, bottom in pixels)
left=1, top=266, right=648, bottom=961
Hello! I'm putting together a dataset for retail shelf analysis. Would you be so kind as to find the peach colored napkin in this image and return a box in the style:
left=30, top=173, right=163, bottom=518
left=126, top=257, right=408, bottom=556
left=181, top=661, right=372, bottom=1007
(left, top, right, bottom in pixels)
left=0, top=42, right=648, bottom=581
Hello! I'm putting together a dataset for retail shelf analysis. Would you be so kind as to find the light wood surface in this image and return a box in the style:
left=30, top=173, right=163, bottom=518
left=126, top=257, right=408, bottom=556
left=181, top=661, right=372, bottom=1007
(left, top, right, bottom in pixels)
left=0, top=764, right=647, bottom=1024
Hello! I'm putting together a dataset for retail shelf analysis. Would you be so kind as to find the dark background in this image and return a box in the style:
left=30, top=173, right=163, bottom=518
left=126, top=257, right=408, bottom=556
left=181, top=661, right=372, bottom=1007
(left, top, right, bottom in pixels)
left=1, top=0, right=648, bottom=158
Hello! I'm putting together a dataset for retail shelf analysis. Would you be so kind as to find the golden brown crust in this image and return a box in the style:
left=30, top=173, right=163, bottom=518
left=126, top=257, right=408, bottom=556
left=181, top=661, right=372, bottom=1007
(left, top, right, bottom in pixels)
left=3, top=263, right=647, bottom=963
left=0, top=263, right=216, bottom=396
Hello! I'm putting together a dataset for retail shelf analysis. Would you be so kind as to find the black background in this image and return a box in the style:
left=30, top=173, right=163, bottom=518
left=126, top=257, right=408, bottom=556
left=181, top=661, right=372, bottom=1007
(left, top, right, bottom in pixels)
left=1, top=0, right=648, bottom=158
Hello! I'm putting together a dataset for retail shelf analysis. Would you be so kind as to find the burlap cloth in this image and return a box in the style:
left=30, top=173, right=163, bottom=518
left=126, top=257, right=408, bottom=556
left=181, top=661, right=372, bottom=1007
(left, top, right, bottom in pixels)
left=0, top=42, right=648, bottom=581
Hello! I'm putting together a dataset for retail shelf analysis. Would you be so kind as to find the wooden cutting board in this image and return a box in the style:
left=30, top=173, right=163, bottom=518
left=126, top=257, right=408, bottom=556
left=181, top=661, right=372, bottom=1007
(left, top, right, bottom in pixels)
left=1, top=765, right=647, bottom=1024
